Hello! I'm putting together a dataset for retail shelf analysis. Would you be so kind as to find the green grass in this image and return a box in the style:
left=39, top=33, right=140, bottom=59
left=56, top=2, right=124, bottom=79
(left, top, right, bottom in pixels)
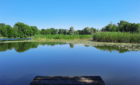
left=93, top=32, right=140, bottom=43
left=33, top=34, right=92, bottom=40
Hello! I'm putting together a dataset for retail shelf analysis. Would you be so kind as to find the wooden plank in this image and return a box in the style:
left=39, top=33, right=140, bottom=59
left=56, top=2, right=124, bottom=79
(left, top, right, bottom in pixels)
left=30, top=76, right=105, bottom=85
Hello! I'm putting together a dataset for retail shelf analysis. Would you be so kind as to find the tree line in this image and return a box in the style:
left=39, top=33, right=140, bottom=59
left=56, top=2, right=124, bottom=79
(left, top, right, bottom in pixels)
left=102, top=20, right=140, bottom=32
left=0, top=21, right=140, bottom=38
left=0, top=22, right=97, bottom=38
left=0, top=22, right=39, bottom=38
left=40, top=26, right=97, bottom=35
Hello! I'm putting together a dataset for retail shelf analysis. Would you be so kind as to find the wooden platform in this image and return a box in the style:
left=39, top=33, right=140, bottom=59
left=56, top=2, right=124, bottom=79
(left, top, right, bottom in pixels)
left=30, top=76, right=105, bottom=85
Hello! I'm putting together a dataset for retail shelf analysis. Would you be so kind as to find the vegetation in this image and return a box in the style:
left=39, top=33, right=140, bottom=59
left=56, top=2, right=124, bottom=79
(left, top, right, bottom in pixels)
left=1, top=20, right=140, bottom=43
left=92, top=20, right=140, bottom=43
left=34, top=34, right=92, bottom=40
left=40, top=27, right=97, bottom=35
left=0, top=22, right=39, bottom=38
left=0, top=22, right=97, bottom=38
left=102, top=21, right=140, bottom=32
left=93, top=32, right=140, bottom=43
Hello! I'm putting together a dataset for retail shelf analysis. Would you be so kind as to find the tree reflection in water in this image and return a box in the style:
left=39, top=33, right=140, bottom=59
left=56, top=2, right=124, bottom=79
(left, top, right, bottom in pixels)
left=94, top=46, right=129, bottom=53
left=0, top=42, right=139, bottom=53
left=0, top=42, right=65, bottom=53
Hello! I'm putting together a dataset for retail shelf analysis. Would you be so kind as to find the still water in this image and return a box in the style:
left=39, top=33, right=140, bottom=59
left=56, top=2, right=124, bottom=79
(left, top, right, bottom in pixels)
left=0, top=42, right=140, bottom=85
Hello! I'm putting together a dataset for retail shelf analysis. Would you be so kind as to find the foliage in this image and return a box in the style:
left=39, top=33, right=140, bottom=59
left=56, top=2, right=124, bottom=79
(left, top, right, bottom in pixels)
left=0, top=20, right=140, bottom=41
left=34, top=34, right=92, bottom=40
left=93, top=32, right=140, bottom=43
left=40, top=26, right=97, bottom=35
left=102, top=21, right=140, bottom=32
left=102, top=23, right=118, bottom=32
left=0, top=22, right=97, bottom=38
left=0, top=22, right=39, bottom=38
left=69, top=26, right=75, bottom=35
left=14, top=22, right=39, bottom=38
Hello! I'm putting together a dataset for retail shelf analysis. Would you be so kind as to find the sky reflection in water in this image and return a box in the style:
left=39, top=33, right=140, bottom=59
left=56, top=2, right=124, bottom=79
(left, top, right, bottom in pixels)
left=0, top=42, right=140, bottom=85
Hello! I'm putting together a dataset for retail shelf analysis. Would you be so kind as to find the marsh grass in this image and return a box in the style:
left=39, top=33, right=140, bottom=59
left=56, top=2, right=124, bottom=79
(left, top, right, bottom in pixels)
left=33, top=34, right=92, bottom=41
left=93, top=32, right=140, bottom=43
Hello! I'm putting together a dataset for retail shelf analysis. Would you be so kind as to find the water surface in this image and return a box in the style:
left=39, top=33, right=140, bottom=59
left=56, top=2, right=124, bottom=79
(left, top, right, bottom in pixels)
left=0, top=42, right=140, bottom=85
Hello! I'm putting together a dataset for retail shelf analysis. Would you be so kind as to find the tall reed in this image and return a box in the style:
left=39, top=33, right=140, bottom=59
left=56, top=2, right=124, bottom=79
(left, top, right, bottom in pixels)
left=93, top=32, right=140, bottom=43
left=34, top=34, right=92, bottom=40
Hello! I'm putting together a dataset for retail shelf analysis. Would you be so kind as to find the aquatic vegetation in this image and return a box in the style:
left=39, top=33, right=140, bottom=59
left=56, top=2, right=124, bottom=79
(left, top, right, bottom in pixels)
left=33, top=34, right=92, bottom=40
left=93, top=32, right=140, bottom=43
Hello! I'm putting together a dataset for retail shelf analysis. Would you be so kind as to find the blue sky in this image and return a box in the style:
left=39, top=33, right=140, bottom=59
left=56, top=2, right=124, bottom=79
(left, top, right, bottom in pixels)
left=0, top=0, right=140, bottom=29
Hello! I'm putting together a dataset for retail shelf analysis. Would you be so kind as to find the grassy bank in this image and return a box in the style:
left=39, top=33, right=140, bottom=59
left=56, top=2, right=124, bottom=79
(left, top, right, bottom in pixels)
left=33, top=34, right=92, bottom=41
left=93, top=32, right=140, bottom=43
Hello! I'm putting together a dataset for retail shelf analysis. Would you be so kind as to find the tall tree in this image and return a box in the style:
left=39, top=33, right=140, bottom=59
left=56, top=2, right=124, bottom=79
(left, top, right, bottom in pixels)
left=31, top=26, right=39, bottom=35
left=14, top=22, right=32, bottom=38
left=69, top=26, right=74, bottom=35
left=102, top=23, right=118, bottom=32
left=5, top=25, right=14, bottom=37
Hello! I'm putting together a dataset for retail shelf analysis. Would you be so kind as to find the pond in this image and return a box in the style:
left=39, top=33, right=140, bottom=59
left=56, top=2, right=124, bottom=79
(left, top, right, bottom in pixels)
left=0, top=42, right=140, bottom=85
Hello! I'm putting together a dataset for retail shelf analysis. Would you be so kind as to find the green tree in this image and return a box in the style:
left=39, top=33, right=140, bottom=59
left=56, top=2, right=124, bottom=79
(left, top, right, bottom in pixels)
left=118, top=21, right=140, bottom=32
left=0, top=23, right=8, bottom=37
left=69, top=26, right=75, bottom=35
left=14, top=22, right=32, bottom=38
left=31, top=26, right=39, bottom=35
left=49, top=28, right=57, bottom=34
left=118, top=21, right=130, bottom=32
left=90, top=27, right=97, bottom=34
left=83, top=27, right=91, bottom=34
left=40, top=29, right=46, bottom=35
left=102, top=23, right=118, bottom=32
left=5, top=25, right=14, bottom=37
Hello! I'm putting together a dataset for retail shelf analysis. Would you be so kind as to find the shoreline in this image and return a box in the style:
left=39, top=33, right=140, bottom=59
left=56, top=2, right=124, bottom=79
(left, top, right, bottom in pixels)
left=0, top=39, right=140, bottom=51
left=0, top=38, right=140, bottom=45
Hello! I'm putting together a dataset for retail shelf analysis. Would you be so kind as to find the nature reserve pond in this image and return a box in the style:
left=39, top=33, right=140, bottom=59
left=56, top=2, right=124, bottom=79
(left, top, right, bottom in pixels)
left=0, top=42, right=140, bottom=85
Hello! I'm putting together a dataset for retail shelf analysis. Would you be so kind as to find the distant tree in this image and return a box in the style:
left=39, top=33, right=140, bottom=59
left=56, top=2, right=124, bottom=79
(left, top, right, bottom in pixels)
left=0, top=23, right=7, bottom=37
left=137, top=24, right=140, bottom=32
left=31, top=26, right=39, bottom=35
left=76, top=30, right=83, bottom=35
left=5, top=25, right=14, bottom=37
left=69, top=26, right=75, bottom=35
left=14, top=22, right=33, bottom=38
left=40, top=29, right=46, bottom=35
left=118, top=21, right=130, bottom=32
left=102, top=23, right=118, bottom=32
left=83, top=27, right=91, bottom=34
left=130, top=23, right=140, bottom=32
left=90, top=27, right=97, bottom=34
left=49, top=28, right=57, bottom=34
left=101, top=21, right=140, bottom=33
left=1, top=20, right=140, bottom=38
left=13, top=28, right=18, bottom=38
left=118, top=21, right=140, bottom=32
left=58, top=29, right=64, bottom=34
left=63, top=29, right=69, bottom=35
left=82, top=27, right=97, bottom=34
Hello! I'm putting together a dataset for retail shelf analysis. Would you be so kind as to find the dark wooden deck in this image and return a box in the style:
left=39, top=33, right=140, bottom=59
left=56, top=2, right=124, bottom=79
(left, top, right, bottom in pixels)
left=30, top=76, right=105, bottom=85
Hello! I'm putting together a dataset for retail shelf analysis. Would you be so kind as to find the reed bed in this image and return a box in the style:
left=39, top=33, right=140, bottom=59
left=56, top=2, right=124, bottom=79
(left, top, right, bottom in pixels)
left=33, top=34, right=92, bottom=40
left=93, top=32, right=140, bottom=43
